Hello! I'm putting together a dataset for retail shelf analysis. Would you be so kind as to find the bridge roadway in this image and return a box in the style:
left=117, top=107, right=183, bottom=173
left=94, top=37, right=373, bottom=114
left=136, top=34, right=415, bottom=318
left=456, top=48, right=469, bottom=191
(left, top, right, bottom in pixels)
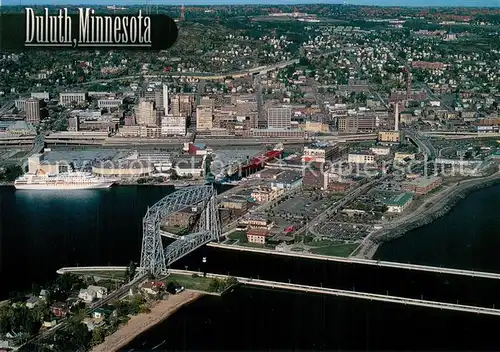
left=169, top=269, right=500, bottom=316
left=56, top=267, right=500, bottom=316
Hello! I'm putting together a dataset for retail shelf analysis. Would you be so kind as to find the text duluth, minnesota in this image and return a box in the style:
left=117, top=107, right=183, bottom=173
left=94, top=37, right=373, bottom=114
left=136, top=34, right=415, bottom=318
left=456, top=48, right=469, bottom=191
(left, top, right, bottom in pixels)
left=25, top=8, right=152, bottom=47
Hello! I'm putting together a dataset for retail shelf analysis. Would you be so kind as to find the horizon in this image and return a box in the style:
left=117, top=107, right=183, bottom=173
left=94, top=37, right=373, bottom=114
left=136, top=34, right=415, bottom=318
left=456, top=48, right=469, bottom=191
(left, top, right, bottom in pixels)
left=2, top=0, right=500, bottom=8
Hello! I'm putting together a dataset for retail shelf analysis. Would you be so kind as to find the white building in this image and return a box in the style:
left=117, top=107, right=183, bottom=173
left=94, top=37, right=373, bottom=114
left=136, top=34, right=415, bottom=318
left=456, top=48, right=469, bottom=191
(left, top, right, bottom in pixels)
left=163, top=84, right=169, bottom=112
left=98, top=98, right=122, bottom=109
left=31, top=92, right=50, bottom=100
left=370, top=147, right=391, bottom=156
left=59, top=92, right=87, bottom=106
left=78, top=285, right=108, bottom=303
left=348, top=153, right=375, bottom=164
left=161, top=115, right=186, bottom=136
left=135, top=100, right=157, bottom=126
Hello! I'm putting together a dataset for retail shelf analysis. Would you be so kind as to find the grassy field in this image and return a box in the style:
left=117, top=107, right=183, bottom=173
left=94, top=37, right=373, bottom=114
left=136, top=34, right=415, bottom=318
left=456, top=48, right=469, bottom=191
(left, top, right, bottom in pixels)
left=161, top=226, right=186, bottom=235
left=309, top=243, right=359, bottom=257
left=227, top=231, right=247, bottom=242
left=167, top=273, right=213, bottom=292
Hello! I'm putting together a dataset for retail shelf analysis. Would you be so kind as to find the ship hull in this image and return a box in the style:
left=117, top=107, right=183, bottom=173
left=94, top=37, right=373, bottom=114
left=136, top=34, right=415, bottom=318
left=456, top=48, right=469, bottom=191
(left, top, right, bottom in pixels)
left=14, top=182, right=115, bottom=190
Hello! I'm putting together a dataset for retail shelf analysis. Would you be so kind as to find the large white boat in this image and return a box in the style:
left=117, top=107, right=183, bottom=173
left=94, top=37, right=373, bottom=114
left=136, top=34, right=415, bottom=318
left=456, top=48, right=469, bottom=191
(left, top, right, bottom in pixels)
left=14, top=170, right=116, bottom=190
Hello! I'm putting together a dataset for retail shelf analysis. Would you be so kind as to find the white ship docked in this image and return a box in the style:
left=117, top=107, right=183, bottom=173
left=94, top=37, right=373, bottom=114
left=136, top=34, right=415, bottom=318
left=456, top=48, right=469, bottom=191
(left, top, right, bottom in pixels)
left=14, top=170, right=116, bottom=190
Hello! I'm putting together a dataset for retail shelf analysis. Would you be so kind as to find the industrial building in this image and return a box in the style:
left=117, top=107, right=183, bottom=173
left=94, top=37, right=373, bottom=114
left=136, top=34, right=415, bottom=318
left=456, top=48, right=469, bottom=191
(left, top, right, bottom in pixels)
left=377, top=192, right=413, bottom=213
left=402, top=176, right=442, bottom=195
left=92, top=160, right=155, bottom=177
left=348, top=153, right=376, bottom=164
left=302, top=142, right=342, bottom=163
left=378, top=131, right=401, bottom=144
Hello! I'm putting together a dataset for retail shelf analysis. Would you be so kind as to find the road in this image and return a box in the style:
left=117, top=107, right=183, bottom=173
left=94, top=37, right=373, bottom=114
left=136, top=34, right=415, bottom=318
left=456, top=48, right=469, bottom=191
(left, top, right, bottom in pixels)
left=0, top=101, right=14, bottom=116
left=405, top=129, right=437, bottom=159
left=77, top=59, right=300, bottom=86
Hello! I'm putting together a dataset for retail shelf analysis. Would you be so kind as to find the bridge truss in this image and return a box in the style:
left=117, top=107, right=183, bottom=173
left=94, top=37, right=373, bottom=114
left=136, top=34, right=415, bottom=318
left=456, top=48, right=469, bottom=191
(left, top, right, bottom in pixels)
left=139, top=185, right=221, bottom=278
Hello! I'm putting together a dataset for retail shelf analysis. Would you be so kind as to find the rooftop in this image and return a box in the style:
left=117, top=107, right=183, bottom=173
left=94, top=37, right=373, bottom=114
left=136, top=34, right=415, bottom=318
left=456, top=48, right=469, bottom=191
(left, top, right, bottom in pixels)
left=377, top=192, right=413, bottom=207
left=404, top=176, right=441, bottom=188
left=274, top=170, right=303, bottom=184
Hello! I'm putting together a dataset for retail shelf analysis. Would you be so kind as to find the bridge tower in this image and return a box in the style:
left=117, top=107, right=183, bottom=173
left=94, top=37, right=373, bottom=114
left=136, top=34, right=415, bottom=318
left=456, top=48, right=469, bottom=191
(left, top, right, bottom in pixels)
left=139, top=185, right=221, bottom=278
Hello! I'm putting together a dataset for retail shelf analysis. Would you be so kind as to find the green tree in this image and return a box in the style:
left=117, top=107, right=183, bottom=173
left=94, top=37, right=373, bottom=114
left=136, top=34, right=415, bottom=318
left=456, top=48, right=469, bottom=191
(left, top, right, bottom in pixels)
left=208, top=278, right=221, bottom=292
left=91, top=327, right=106, bottom=346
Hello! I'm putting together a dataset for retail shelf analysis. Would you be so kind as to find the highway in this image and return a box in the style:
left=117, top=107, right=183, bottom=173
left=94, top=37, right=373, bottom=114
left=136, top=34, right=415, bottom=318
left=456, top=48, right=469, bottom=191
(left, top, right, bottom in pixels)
left=168, top=269, right=500, bottom=317
left=405, top=130, right=437, bottom=159
left=76, top=59, right=300, bottom=86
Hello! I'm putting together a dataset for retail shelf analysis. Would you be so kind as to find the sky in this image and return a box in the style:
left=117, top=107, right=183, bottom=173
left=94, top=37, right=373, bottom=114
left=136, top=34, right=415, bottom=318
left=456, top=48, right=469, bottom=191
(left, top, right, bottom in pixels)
left=2, top=0, right=499, bottom=7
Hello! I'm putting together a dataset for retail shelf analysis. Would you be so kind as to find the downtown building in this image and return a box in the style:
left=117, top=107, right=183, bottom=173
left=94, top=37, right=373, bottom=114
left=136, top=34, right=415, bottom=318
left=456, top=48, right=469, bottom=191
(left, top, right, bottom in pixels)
left=267, top=107, right=292, bottom=129
left=25, top=98, right=41, bottom=124
left=59, top=92, right=87, bottom=106
left=161, top=115, right=186, bottom=136
left=196, top=105, right=213, bottom=131
left=135, top=100, right=157, bottom=126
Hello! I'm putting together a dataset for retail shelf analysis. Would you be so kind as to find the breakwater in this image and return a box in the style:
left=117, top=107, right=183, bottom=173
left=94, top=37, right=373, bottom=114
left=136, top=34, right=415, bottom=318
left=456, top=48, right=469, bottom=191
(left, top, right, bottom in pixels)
left=375, top=177, right=500, bottom=245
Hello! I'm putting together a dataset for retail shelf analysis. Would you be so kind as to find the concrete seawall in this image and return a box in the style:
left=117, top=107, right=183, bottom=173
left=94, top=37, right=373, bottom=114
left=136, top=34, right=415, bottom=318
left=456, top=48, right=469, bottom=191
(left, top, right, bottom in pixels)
left=169, top=269, right=500, bottom=317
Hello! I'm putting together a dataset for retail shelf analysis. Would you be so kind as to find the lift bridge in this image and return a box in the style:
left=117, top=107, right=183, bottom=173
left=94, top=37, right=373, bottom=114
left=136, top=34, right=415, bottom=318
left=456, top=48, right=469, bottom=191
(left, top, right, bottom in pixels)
left=138, top=185, right=221, bottom=278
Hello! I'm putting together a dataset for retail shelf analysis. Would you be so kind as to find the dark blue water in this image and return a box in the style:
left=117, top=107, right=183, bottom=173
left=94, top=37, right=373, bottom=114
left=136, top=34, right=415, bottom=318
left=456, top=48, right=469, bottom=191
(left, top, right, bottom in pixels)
left=375, top=183, right=500, bottom=272
left=2, top=184, right=500, bottom=350
left=0, top=186, right=175, bottom=296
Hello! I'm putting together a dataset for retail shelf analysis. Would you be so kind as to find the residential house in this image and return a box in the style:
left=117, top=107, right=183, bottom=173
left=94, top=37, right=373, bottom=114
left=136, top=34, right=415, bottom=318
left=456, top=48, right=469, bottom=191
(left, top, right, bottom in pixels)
left=39, top=289, right=50, bottom=301
left=78, top=285, right=108, bottom=303
left=43, top=320, right=57, bottom=328
left=141, top=281, right=166, bottom=295
left=51, top=302, right=69, bottom=318
left=26, top=296, right=42, bottom=309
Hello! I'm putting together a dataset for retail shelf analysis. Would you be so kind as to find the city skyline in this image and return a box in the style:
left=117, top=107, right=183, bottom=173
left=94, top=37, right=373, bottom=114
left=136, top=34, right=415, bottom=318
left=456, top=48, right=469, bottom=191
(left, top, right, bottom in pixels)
left=3, top=0, right=500, bottom=7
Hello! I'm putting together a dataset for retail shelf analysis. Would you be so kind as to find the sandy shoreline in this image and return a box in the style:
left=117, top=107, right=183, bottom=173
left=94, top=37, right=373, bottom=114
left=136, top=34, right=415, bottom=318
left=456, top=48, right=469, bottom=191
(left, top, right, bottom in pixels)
left=91, top=290, right=204, bottom=352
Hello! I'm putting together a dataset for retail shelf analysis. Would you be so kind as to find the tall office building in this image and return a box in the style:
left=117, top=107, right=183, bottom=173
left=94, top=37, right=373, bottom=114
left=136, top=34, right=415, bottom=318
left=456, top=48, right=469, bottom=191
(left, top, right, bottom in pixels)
left=267, top=107, right=292, bottom=129
left=25, top=98, right=41, bottom=123
left=161, top=115, right=186, bottom=136
left=163, top=84, right=169, bottom=113
left=135, top=100, right=157, bottom=126
left=196, top=105, right=213, bottom=131
left=171, top=97, right=180, bottom=116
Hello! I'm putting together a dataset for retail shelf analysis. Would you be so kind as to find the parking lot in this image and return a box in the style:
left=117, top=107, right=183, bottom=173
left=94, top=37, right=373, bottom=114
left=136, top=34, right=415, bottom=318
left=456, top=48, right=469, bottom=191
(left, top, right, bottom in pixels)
left=314, top=221, right=372, bottom=241
left=269, top=192, right=330, bottom=220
